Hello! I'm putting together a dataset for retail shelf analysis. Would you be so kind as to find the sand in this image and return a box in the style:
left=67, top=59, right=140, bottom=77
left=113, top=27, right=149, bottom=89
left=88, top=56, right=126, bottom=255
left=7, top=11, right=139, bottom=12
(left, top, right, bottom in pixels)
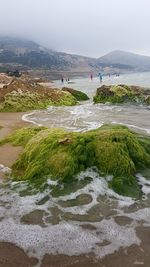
left=1, top=232, right=150, bottom=267
left=0, top=242, right=38, bottom=267
left=0, top=112, right=32, bottom=181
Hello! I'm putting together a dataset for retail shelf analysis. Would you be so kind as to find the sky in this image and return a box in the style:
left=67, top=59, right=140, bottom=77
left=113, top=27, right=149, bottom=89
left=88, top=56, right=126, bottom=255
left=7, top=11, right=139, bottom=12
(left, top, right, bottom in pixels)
left=0, top=0, right=150, bottom=58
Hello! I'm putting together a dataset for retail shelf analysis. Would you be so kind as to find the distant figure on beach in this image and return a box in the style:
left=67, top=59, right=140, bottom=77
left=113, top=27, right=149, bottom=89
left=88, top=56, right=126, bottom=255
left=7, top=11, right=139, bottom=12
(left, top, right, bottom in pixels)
left=61, top=76, right=64, bottom=83
left=98, top=72, right=103, bottom=83
left=90, top=73, right=93, bottom=80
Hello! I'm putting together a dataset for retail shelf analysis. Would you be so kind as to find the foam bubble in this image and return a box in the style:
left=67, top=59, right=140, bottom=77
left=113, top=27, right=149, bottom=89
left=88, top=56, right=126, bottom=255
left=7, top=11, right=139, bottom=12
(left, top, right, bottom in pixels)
left=56, top=169, right=135, bottom=215
left=0, top=164, right=11, bottom=174
left=22, top=112, right=42, bottom=127
left=0, top=169, right=149, bottom=263
left=137, top=174, right=150, bottom=195
left=112, top=121, right=150, bottom=135
left=47, top=179, right=58, bottom=186
left=0, top=216, right=140, bottom=262
left=127, top=208, right=150, bottom=224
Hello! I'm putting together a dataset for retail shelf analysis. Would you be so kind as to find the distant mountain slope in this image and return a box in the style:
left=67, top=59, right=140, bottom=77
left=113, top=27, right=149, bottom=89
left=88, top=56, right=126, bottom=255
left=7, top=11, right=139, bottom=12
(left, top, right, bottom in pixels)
left=98, top=50, right=150, bottom=71
left=0, top=37, right=150, bottom=77
left=0, top=36, right=40, bottom=53
left=0, top=36, right=99, bottom=73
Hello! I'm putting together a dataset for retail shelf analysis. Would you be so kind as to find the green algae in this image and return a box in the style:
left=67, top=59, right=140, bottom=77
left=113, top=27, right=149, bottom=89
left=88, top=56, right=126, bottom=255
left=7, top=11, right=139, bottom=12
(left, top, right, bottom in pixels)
left=145, top=96, right=150, bottom=105
left=62, top=87, right=89, bottom=101
left=0, top=90, right=77, bottom=112
left=3, top=126, right=46, bottom=146
left=4, top=124, right=150, bottom=197
left=93, top=84, right=147, bottom=104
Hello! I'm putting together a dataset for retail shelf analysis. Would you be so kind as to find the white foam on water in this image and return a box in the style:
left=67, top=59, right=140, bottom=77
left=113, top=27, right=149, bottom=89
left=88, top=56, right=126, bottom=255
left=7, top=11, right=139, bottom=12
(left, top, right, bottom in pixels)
left=0, top=164, right=11, bottom=174
left=55, top=169, right=135, bottom=215
left=93, top=218, right=140, bottom=258
left=96, top=104, right=122, bottom=111
left=47, top=178, right=58, bottom=186
left=22, top=112, right=42, bottom=127
left=0, top=216, right=140, bottom=262
left=21, top=102, right=150, bottom=136
left=69, top=103, right=93, bottom=116
left=133, top=261, right=144, bottom=265
left=126, top=208, right=150, bottom=225
left=81, top=121, right=103, bottom=132
left=0, top=169, right=150, bottom=263
left=112, top=121, right=150, bottom=135
left=0, top=218, right=100, bottom=260
left=137, top=174, right=150, bottom=195
left=0, top=183, right=53, bottom=220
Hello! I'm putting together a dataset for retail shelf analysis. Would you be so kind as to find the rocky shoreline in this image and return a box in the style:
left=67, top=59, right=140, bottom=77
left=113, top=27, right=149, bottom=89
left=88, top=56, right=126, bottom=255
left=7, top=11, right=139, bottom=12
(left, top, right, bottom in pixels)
left=0, top=78, right=150, bottom=267
left=0, top=123, right=149, bottom=198
left=0, top=78, right=90, bottom=112
left=94, top=84, right=150, bottom=104
left=0, top=112, right=32, bottom=181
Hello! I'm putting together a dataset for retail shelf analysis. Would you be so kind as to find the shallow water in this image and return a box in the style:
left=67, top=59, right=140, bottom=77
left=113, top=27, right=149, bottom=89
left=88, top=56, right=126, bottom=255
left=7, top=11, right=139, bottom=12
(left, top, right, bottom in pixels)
left=24, top=103, right=150, bottom=135
left=0, top=73, right=150, bottom=266
left=23, top=73, right=150, bottom=135
left=0, top=169, right=150, bottom=266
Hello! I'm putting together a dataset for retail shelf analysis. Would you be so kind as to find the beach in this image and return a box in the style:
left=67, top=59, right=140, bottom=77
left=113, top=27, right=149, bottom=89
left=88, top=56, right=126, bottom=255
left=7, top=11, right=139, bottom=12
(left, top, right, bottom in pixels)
left=0, top=76, right=150, bottom=267
left=0, top=112, right=31, bottom=180
left=0, top=228, right=150, bottom=267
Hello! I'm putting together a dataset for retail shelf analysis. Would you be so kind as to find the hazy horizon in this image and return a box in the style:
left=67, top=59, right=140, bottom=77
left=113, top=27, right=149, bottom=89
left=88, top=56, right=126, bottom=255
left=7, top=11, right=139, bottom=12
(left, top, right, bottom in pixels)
left=1, top=0, right=150, bottom=57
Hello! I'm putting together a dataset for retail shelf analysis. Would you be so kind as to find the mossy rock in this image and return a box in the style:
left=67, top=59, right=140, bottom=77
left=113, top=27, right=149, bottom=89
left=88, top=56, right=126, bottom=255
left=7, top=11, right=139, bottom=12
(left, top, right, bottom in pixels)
left=0, top=90, right=77, bottom=112
left=145, top=96, right=150, bottom=105
left=4, top=124, right=150, bottom=197
left=93, top=84, right=149, bottom=104
left=2, top=126, right=46, bottom=146
left=62, top=87, right=89, bottom=101
left=0, top=78, right=77, bottom=112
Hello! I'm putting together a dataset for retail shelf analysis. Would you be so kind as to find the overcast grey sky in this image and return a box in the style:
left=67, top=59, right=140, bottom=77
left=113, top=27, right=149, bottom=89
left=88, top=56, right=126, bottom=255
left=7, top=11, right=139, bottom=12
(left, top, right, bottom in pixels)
left=0, top=0, right=150, bottom=57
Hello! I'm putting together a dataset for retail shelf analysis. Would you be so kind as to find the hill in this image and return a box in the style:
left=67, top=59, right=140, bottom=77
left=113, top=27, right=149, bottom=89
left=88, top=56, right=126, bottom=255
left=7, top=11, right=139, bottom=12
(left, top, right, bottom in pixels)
left=98, top=50, right=150, bottom=71
left=0, top=37, right=150, bottom=78
left=0, top=36, right=99, bottom=77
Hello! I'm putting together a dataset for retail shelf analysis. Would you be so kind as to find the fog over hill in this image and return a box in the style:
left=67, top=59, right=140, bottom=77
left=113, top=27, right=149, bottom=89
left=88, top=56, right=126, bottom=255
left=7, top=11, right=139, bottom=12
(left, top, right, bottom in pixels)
left=98, top=50, right=150, bottom=71
left=0, top=37, right=150, bottom=78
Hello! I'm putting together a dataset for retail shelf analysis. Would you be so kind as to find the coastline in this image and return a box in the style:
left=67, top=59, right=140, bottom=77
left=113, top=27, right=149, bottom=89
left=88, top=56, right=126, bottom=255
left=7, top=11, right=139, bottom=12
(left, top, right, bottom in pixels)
left=0, top=112, right=32, bottom=139
left=0, top=112, right=32, bottom=180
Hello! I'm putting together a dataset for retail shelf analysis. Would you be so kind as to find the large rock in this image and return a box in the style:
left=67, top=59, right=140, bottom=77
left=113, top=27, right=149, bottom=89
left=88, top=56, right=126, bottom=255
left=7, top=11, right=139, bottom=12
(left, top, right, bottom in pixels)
left=4, top=124, right=150, bottom=198
left=62, top=87, right=89, bottom=101
left=0, top=78, right=77, bottom=111
left=93, top=84, right=150, bottom=104
left=0, top=73, right=12, bottom=85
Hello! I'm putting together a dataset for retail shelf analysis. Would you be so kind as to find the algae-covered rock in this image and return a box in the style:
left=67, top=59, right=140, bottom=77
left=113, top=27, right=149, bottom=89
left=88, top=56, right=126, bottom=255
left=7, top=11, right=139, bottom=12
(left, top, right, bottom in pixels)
left=0, top=78, right=77, bottom=112
left=62, top=87, right=89, bottom=101
left=145, top=95, right=150, bottom=105
left=7, top=124, right=150, bottom=197
left=3, top=126, right=46, bottom=146
left=93, top=84, right=150, bottom=104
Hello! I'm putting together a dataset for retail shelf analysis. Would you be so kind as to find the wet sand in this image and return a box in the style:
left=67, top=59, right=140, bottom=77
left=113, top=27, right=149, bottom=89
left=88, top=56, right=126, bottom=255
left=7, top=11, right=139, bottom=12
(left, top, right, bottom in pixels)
left=0, top=242, right=38, bottom=267
left=1, top=225, right=150, bottom=267
left=0, top=112, right=32, bottom=180
left=0, top=112, right=30, bottom=139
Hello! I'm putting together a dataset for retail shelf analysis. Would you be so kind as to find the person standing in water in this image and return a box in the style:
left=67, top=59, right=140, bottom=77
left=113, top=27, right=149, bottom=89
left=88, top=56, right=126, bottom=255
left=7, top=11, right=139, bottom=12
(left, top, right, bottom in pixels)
left=61, top=76, right=64, bottom=83
left=98, top=72, right=103, bottom=83
left=90, top=73, right=93, bottom=80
